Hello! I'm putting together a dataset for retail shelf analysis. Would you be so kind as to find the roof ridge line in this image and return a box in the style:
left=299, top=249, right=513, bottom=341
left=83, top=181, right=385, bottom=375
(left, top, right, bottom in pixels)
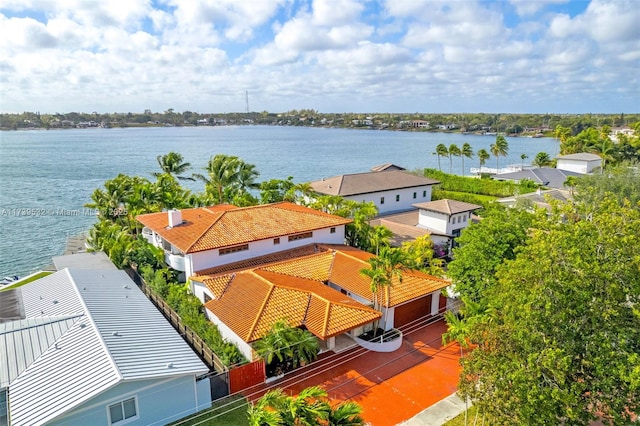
left=0, top=313, right=85, bottom=335
left=66, top=269, right=124, bottom=382
left=246, top=272, right=277, bottom=341
left=186, top=209, right=227, bottom=253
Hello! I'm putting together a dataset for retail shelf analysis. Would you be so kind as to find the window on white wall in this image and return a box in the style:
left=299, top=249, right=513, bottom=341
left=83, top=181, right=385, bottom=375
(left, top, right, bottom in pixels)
left=380, top=197, right=385, bottom=204
left=108, top=397, right=138, bottom=425
left=330, top=227, right=336, bottom=234
left=423, top=190, right=427, bottom=197
left=413, top=192, right=417, bottom=199
left=395, top=194, right=400, bottom=202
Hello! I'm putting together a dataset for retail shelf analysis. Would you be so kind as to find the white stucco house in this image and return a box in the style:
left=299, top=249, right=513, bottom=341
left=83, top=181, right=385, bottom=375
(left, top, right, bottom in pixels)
left=190, top=244, right=450, bottom=360
left=137, top=202, right=351, bottom=283
left=307, top=169, right=439, bottom=215
left=0, top=268, right=210, bottom=426
left=370, top=199, right=481, bottom=256
left=556, top=153, right=602, bottom=174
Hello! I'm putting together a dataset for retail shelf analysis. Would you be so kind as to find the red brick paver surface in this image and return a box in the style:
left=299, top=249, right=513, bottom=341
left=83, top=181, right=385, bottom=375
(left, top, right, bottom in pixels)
left=253, top=318, right=462, bottom=426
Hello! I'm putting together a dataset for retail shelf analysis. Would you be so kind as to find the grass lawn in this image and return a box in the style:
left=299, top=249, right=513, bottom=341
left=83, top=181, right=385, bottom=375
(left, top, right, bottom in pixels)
left=169, top=395, right=249, bottom=426
left=0, top=271, right=53, bottom=291
left=443, top=405, right=487, bottom=426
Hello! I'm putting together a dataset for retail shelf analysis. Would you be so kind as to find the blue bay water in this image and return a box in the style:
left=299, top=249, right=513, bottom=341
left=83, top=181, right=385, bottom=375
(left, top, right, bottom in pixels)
left=0, top=126, right=558, bottom=277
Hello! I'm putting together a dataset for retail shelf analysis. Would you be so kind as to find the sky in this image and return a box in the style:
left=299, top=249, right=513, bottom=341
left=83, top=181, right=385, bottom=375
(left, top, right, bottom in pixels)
left=0, top=0, right=638, bottom=114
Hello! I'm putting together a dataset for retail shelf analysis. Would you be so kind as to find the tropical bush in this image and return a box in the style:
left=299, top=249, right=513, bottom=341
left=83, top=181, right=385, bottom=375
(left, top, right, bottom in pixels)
left=253, top=320, right=319, bottom=377
left=424, top=169, right=537, bottom=197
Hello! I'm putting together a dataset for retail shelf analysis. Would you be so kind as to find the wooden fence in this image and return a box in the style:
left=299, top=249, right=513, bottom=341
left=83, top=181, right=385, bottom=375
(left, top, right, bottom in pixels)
left=229, top=359, right=266, bottom=394
left=124, top=267, right=227, bottom=374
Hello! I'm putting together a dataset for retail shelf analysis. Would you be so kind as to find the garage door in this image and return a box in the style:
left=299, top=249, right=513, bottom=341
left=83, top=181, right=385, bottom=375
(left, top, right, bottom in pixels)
left=394, top=294, right=432, bottom=328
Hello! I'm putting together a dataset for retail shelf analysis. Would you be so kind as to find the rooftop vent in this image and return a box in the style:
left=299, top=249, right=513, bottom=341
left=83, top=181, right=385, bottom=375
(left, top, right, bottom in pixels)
left=166, top=362, right=174, bottom=368
left=112, top=331, right=120, bottom=336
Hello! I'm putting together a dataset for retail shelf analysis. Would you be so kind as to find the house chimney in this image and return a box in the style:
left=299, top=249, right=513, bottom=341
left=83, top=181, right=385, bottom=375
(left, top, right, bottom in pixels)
left=168, top=209, right=182, bottom=227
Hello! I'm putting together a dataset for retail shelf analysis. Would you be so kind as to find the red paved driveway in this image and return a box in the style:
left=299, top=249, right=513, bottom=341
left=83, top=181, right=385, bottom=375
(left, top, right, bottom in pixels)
left=259, top=318, right=462, bottom=426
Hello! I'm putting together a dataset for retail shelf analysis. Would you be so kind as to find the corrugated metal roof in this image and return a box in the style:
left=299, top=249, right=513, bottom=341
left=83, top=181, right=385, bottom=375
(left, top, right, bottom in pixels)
left=5, top=268, right=208, bottom=425
left=0, top=315, right=81, bottom=388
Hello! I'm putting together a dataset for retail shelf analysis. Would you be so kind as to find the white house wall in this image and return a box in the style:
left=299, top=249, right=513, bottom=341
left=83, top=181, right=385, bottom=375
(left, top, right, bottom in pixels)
left=189, top=226, right=346, bottom=274
left=418, top=210, right=472, bottom=235
left=205, top=309, right=255, bottom=361
left=49, top=375, right=208, bottom=426
left=345, top=186, right=432, bottom=215
left=557, top=159, right=600, bottom=174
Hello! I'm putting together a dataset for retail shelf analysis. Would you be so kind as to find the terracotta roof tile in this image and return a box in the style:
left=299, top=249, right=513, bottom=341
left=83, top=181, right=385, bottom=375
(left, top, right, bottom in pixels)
left=198, top=244, right=449, bottom=343
left=137, top=202, right=352, bottom=254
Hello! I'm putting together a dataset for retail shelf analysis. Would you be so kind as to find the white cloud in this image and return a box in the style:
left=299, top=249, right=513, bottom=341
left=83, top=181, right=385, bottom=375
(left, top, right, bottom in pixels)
left=508, top=0, right=569, bottom=16
left=0, top=0, right=637, bottom=113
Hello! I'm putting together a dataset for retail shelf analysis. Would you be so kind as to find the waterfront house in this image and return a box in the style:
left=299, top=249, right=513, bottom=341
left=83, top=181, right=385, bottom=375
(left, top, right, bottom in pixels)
left=556, top=153, right=602, bottom=174
left=370, top=199, right=481, bottom=255
left=0, top=268, right=210, bottom=426
left=137, top=202, right=351, bottom=281
left=190, top=244, right=450, bottom=360
left=307, top=169, right=439, bottom=215
left=493, top=167, right=581, bottom=189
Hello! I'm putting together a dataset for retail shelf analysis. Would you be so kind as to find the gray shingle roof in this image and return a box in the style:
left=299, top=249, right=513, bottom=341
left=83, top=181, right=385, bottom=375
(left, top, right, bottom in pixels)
left=494, top=168, right=581, bottom=189
left=412, top=199, right=482, bottom=215
left=308, top=170, right=439, bottom=196
left=556, top=153, right=602, bottom=161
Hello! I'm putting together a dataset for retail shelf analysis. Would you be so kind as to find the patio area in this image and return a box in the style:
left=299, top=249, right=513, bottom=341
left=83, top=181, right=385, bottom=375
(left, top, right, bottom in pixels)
left=259, top=318, right=462, bottom=426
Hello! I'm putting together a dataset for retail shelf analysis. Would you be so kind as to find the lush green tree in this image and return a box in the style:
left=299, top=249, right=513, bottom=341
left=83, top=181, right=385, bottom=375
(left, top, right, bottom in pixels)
left=460, top=143, right=474, bottom=176
left=458, top=199, right=640, bottom=424
left=489, top=135, right=509, bottom=171
left=476, top=149, right=490, bottom=172
left=448, top=143, right=461, bottom=174
left=588, top=138, right=615, bottom=172
left=573, top=162, right=640, bottom=212
left=400, top=235, right=444, bottom=276
left=154, top=151, right=194, bottom=181
left=532, top=151, right=552, bottom=168
left=260, top=177, right=295, bottom=204
left=435, top=143, right=449, bottom=172
left=369, top=225, right=393, bottom=256
left=447, top=205, right=538, bottom=304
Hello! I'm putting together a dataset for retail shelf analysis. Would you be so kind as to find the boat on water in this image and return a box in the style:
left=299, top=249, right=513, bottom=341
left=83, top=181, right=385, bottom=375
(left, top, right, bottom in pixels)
left=0, top=275, right=19, bottom=286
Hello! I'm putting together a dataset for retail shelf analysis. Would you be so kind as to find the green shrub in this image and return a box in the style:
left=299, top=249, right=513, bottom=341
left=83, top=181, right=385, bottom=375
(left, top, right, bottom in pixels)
left=432, top=189, right=496, bottom=208
left=424, top=168, right=537, bottom=197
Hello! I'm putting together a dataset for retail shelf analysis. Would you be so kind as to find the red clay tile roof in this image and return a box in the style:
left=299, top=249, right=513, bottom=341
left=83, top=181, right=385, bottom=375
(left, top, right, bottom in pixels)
left=137, top=202, right=352, bottom=254
left=195, top=244, right=450, bottom=343
left=200, top=268, right=380, bottom=342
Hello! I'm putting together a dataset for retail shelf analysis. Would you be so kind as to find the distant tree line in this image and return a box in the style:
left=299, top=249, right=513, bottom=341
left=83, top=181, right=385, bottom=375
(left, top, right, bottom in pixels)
left=2, top=110, right=638, bottom=134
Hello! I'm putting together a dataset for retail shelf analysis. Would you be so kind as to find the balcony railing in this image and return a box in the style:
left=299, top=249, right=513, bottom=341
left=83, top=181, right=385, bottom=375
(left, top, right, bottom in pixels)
left=165, top=252, right=186, bottom=271
left=354, top=328, right=403, bottom=352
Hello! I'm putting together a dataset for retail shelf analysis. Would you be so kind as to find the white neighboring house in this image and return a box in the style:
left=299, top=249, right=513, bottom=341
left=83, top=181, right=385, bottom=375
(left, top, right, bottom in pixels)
left=369, top=199, right=481, bottom=256
left=556, top=153, right=602, bottom=174
left=137, top=202, right=351, bottom=287
left=0, top=268, right=210, bottom=426
left=307, top=169, right=439, bottom=215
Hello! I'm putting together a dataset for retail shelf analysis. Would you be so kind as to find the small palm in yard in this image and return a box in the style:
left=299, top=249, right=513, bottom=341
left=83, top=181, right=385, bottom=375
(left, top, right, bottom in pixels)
left=247, top=386, right=364, bottom=426
left=253, top=320, right=319, bottom=377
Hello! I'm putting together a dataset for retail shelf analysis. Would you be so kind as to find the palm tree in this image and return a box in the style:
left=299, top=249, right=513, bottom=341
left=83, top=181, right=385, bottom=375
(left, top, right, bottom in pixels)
left=247, top=386, right=364, bottom=426
left=448, top=144, right=461, bottom=174
left=154, top=151, right=194, bottom=181
left=193, top=154, right=242, bottom=204
left=564, top=175, right=579, bottom=196
left=328, top=401, right=365, bottom=425
left=476, top=149, right=490, bottom=173
left=435, top=143, right=448, bottom=172
left=588, top=138, right=615, bottom=172
left=369, top=225, right=393, bottom=256
left=361, top=247, right=405, bottom=335
left=520, top=153, right=528, bottom=170
left=460, top=143, right=474, bottom=176
left=253, top=320, right=319, bottom=376
left=532, top=152, right=552, bottom=168
left=490, top=135, right=509, bottom=172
